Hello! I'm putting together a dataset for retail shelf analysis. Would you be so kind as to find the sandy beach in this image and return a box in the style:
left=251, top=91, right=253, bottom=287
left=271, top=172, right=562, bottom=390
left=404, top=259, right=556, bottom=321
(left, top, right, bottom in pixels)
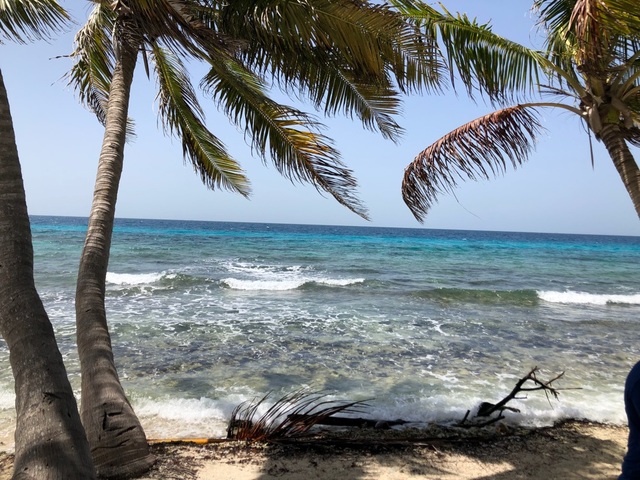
left=139, top=420, right=628, bottom=479
left=0, top=420, right=625, bottom=479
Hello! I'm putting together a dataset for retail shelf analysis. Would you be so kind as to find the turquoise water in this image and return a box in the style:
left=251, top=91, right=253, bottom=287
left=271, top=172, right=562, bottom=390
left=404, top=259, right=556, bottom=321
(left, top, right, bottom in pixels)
left=1, top=216, right=639, bottom=440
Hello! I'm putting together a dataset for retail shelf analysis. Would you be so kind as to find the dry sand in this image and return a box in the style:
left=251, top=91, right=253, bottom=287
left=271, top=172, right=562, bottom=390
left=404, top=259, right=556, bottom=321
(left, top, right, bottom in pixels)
left=0, top=420, right=628, bottom=479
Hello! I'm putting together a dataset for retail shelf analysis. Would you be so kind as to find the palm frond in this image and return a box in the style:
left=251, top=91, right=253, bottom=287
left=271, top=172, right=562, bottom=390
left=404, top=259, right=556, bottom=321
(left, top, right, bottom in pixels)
left=221, top=0, right=444, bottom=95
left=394, top=1, right=544, bottom=103
left=221, top=1, right=382, bottom=76
left=535, top=0, right=640, bottom=72
left=303, top=0, right=443, bottom=94
left=118, top=0, right=238, bottom=63
left=322, top=68, right=403, bottom=140
left=152, top=44, right=250, bottom=196
left=227, top=389, right=370, bottom=441
left=292, top=57, right=404, bottom=141
left=214, top=0, right=433, bottom=138
left=0, top=0, right=68, bottom=44
left=67, top=3, right=114, bottom=125
left=402, top=106, right=544, bottom=222
left=572, top=0, right=640, bottom=39
left=202, top=58, right=368, bottom=219
left=236, top=43, right=405, bottom=140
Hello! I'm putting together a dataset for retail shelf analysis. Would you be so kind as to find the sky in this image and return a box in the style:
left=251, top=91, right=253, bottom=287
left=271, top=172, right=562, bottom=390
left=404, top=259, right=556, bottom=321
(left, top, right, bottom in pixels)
left=2, top=1, right=640, bottom=236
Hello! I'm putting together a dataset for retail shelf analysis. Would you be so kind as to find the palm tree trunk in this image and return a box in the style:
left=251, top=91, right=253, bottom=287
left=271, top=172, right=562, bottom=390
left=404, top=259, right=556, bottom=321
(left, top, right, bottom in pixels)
left=75, top=40, right=154, bottom=478
left=600, top=123, right=640, bottom=219
left=0, top=69, right=96, bottom=479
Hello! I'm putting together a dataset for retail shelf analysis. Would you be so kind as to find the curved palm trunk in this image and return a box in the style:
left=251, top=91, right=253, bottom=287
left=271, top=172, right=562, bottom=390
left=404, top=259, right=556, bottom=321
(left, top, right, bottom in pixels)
left=75, top=42, right=154, bottom=478
left=599, top=124, right=640, bottom=219
left=0, top=70, right=96, bottom=479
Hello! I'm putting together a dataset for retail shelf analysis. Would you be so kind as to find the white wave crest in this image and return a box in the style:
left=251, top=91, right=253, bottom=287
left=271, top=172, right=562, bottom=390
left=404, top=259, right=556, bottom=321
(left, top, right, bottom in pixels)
left=221, top=278, right=306, bottom=291
left=106, top=272, right=175, bottom=286
left=220, top=260, right=365, bottom=291
left=319, top=278, right=365, bottom=287
left=538, top=290, right=640, bottom=305
left=224, top=261, right=309, bottom=275
left=221, top=276, right=364, bottom=291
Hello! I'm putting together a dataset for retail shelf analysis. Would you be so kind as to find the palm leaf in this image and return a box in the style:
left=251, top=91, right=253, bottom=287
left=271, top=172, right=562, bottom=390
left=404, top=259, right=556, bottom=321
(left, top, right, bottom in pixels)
left=0, top=0, right=68, bottom=44
left=222, top=0, right=444, bottom=93
left=300, top=0, right=443, bottom=93
left=535, top=0, right=640, bottom=67
left=152, top=44, right=250, bottom=196
left=402, top=106, right=544, bottom=222
left=202, top=58, right=368, bottom=219
left=570, top=0, right=640, bottom=39
left=222, top=1, right=387, bottom=76
left=395, top=1, right=544, bottom=102
left=227, top=389, right=370, bottom=441
left=217, top=0, right=432, bottom=139
left=290, top=57, right=404, bottom=141
left=67, top=3, right=114, bottom=125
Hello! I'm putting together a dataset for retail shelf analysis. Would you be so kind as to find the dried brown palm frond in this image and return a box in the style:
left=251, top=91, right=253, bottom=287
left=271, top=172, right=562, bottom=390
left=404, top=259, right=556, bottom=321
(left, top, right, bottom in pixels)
left=227, top=389, right=371, bottom=441
left=402, top=105, right=544, bottom=222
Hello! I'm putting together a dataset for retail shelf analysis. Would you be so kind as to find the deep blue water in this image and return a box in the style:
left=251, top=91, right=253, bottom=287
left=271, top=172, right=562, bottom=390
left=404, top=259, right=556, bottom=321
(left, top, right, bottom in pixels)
left=1, top=215, right=638, bottom=439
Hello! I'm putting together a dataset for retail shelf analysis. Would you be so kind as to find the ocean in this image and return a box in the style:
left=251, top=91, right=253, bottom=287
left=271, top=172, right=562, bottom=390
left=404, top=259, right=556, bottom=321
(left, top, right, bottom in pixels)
left=1, top=215, right=639, bottom=440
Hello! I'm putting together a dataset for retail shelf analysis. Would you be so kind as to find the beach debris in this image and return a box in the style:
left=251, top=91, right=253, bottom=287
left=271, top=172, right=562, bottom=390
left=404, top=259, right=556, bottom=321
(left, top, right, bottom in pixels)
left=459, top=366, right=572, bottom=427
left=227, top=389, right=371, bottom=441
left=286, top=414, right=408, bottom=430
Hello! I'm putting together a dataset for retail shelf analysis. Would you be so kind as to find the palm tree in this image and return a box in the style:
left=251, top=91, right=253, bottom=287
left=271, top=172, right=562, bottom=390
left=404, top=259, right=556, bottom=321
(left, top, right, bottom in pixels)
left=0, top=1, right=96, bottom=478
left=401, top=0, right=640, bottom=222
left=69, top=2, right=542, bottom=476
left=68, top=1, right=446, bottom=476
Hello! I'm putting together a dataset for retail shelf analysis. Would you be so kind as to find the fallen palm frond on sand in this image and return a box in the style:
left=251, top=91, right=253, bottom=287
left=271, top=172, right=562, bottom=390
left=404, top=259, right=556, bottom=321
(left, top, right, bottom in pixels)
left=148, top=367, right=578, bottom=446
left=227, top=389, right=372, bottom=441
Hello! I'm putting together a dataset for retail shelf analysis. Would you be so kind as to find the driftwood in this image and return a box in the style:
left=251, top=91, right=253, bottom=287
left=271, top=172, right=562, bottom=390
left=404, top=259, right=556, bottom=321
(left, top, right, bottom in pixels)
left=286, top=414, right=408, bottom=430
left=227, top=367, right=576, bottom=441
left=459, top=366, right=573, bottom=427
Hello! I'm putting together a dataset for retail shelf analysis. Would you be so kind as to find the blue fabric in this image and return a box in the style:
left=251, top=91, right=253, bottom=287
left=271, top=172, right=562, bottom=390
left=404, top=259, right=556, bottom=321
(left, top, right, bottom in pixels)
left=621, top=361, right=640, bottom=479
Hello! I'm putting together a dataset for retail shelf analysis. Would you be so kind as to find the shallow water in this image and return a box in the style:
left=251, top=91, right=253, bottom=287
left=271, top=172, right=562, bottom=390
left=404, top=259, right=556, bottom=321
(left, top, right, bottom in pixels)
left=0, top=216, right=638, bottom=440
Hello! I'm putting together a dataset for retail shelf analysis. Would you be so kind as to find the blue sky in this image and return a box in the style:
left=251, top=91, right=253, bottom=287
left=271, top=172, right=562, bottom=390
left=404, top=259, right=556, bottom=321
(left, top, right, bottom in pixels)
left=2, top=1, right=639, bottom=236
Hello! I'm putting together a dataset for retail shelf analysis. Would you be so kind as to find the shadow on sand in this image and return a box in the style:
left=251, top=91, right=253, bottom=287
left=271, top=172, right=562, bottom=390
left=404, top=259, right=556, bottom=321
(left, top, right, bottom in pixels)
left=1, top=421, right=617, bottom=478
left=135, top=420, right=627, bottom=479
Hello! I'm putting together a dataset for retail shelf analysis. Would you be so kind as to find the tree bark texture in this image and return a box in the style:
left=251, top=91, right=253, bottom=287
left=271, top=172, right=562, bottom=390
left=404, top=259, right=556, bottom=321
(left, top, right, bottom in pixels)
left=74, top=40, right=154, bottom=478
left=600, top=123, right=640, bottom=219
left=0, top=69, right=96, bottom=479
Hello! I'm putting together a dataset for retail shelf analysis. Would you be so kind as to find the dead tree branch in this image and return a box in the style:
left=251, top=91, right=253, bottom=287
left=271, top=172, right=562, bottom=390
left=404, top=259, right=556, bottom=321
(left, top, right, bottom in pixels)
left=459, top=366, right=577, bottom=427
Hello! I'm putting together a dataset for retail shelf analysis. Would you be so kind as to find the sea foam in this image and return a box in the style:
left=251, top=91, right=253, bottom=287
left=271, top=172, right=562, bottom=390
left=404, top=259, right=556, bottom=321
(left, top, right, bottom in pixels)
left=221, top=277, right=364, bottom=291
left=538, top=290, right=640, bottom=305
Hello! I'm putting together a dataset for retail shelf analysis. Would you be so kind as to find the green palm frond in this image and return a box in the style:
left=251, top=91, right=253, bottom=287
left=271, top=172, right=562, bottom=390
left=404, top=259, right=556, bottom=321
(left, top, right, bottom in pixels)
left=115, top=0, right=233, bottom=62
left=320, top=66, right=403, bottom=140
left=292, top=58, right=404, bottom=141
left=222, top=1, right=384, bottom=75
left=222, top=0, right=443, bottom=94
left=569, top=0, right=640, bottom=39
left=215, top=0, right=428, bottom=140
left=0, top=0, right=68, bottom=44
left=303, top=0, right=442, bottom=93
left=236, top=42, right=405, bottom=140
left=152, top=44, right=250, bottom=196
left=395, top=1, right=544, bottom=102
left=402, top=106, right=544, bottom=222
left=202, top=59, right=368, bottom=219
left=535, top=0, right=640, bottom=67
left=67, top=3, right=114, bottom=124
